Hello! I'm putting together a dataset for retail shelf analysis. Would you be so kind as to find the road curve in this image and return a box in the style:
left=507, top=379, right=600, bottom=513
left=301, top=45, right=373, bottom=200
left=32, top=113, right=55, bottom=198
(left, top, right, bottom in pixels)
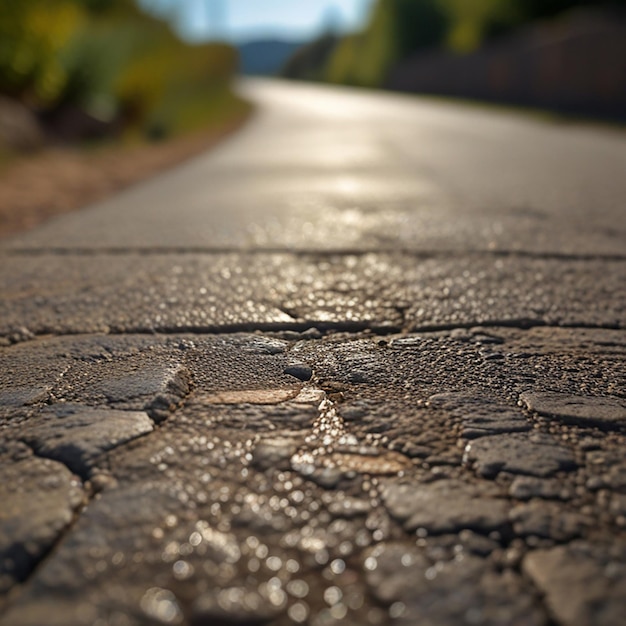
left=4, top=78, right=626, bottom=256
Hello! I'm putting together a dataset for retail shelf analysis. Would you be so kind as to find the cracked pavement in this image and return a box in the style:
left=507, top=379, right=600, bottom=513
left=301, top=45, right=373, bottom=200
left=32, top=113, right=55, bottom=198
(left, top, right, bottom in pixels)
left=1, top=79, right=625, bottom=626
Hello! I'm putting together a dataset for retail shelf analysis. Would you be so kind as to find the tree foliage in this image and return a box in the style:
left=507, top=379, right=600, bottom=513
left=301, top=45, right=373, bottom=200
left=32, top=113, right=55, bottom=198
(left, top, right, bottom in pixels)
left=282, top=34, right=340, bottom=82
left=317, top=0, right=625, bottom=87
left=323, top=0, right=447, bottom=87
left=0, top=0, right=239, bottom=139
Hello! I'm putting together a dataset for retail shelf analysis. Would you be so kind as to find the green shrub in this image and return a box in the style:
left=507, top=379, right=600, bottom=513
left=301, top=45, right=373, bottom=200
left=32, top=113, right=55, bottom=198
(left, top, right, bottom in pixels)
left=0, top=0, right=242, bottom=140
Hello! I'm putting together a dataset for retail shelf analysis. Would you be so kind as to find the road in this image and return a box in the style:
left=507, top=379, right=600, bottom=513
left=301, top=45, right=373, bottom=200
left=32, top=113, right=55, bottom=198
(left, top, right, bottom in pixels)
left=1, top=79, right=625, bottom=626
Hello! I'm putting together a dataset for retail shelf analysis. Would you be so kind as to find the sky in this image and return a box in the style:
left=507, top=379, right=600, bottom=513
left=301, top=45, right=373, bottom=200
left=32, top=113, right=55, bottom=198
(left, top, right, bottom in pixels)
left=139, top=0, right=376, bottom=43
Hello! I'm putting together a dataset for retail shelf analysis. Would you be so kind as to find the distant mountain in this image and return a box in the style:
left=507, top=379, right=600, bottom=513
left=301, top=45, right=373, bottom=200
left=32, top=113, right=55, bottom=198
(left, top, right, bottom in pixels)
left=237, top=40, right=304, bottom=76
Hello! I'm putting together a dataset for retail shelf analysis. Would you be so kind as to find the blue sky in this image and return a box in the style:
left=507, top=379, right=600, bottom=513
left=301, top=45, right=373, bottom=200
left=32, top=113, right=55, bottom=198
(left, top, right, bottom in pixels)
left=139, top=0, right=376, bottom=43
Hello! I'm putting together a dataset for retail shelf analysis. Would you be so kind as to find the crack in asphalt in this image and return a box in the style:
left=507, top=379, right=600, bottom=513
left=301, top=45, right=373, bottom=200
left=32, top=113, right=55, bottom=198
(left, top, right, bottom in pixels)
left=1, top=320, right=623, bottom=346
left=4, top=381, right=194, bottom=612
left=2, top=324, right=623, bottom=622
left=2, top=246, right=625, bottom=262
left=2, top=441, right=90, bottom=610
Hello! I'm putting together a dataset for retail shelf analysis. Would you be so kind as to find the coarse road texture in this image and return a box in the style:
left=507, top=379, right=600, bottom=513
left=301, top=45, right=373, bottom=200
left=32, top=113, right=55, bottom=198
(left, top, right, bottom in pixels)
left=1, top=79, right=625, bottom=626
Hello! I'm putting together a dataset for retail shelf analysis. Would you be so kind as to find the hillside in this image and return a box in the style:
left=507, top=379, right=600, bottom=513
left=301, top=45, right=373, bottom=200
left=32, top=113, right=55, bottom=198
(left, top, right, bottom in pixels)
left=238, top=40, right=304, bottom=76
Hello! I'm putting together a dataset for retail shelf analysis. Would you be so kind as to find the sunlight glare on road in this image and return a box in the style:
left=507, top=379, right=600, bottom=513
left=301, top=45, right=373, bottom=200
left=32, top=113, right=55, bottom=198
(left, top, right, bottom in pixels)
left=334, top=177, right=362, bottom=195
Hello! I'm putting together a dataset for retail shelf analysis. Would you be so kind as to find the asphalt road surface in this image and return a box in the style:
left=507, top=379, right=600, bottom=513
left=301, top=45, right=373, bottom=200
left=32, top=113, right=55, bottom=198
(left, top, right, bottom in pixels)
left=1, top=79, right=625, bottom=626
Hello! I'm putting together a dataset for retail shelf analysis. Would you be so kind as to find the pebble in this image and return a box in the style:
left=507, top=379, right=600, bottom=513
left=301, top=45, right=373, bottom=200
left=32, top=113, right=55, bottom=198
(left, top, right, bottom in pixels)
left=283, top=364, right=313, bottom=381
left=347, top=370, right=370, bottom=383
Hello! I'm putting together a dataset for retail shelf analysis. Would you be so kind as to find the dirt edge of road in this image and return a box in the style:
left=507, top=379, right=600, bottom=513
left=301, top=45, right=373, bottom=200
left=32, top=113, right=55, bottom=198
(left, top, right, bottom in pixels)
left=0, top=110, right=252, bottom=240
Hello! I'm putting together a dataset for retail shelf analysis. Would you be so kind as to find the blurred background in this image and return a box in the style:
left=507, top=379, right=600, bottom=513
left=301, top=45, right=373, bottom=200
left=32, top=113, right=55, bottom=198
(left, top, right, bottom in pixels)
left=0, top=0, right=249, bottom=236
left=0, top=0, right=625, bottom=236
left=0, top=0, right=245, bottom=149
left=279, top=0, right=626, bottom=121
left=3, top=0, right=625, bottom=152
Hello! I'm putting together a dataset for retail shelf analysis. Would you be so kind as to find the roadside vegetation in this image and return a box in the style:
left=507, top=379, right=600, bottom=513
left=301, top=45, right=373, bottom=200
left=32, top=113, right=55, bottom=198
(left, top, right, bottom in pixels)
left=0, top=0, right=246, bottom=145
left=0, top=0, right=250, bottom=237
left=284, top=0, right=626, bottom=88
